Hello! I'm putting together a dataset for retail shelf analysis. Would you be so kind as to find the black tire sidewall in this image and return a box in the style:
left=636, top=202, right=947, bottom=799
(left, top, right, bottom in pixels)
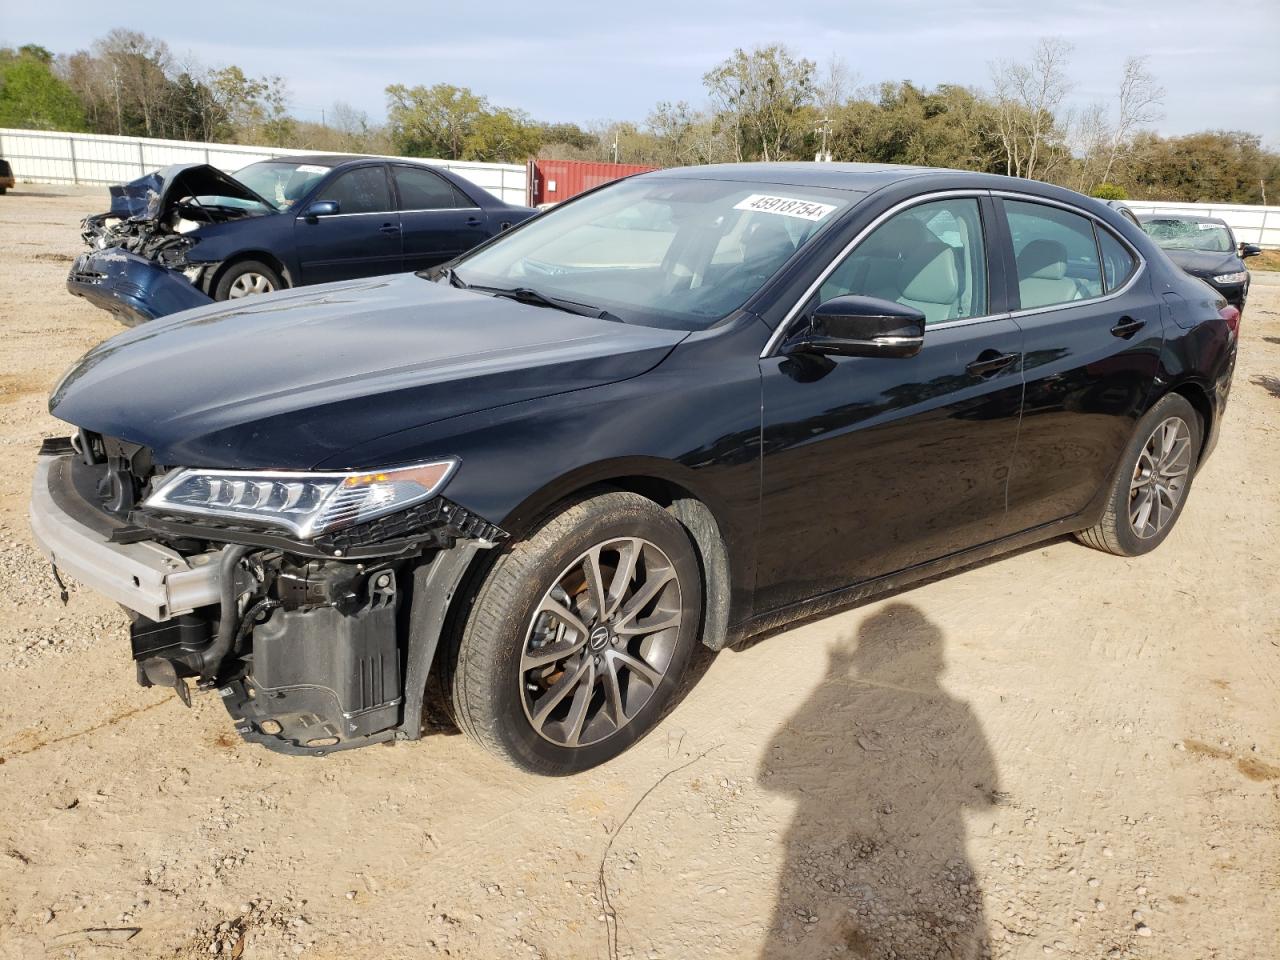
left=460, top=494, right=702, bottom=775
left=213, top=259, right=283, bottom=301
left=1107, top=394, right=1202, bottom=556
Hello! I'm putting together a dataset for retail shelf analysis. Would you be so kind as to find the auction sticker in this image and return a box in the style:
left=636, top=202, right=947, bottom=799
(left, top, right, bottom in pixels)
left=734, top=194, right=837, bottom=221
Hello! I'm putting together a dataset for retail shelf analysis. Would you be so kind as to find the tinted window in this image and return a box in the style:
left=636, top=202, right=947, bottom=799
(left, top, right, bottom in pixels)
left=1098, top=228, right=1137, bottom=291
left=394, top=166, right=467, bottom=210
left=819, top=198, right=987, bottom=325
left=316, top=166, right=391, bottom=215
left=1006, top=200, right=1103, bottom=309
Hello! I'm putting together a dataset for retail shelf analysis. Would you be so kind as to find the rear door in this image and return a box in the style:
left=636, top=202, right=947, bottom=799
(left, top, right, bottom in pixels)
left=294, top=164, right=401, bottom=284
left=391, top=164, right=487, bottom=271
left=996, top=196, right=1163, bottom=532
left=755, top=194, right=1025, bottom=613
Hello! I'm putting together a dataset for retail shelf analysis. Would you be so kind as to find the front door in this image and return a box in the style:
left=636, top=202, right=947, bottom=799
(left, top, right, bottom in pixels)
left=294, top=164, right=402, bottom=284
left=755, top=195, right=1024, bottom=614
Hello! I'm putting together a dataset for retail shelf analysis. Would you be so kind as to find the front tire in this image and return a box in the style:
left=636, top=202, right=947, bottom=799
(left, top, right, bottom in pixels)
left=1077, top=393, right=1201, bottom=556
left=446, top=492, right=703, bottom=775
left=213, top=259, right=284, bottom=301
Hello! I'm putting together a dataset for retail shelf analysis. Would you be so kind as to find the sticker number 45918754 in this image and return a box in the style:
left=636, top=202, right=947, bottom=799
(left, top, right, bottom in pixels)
left=733, top=194, right=838, bottom=221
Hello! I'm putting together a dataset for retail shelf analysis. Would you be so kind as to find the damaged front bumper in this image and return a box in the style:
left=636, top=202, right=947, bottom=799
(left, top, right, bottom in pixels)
left=29, top=445, right=503, bottom=756
left=67, top=249, right=213, bottom=327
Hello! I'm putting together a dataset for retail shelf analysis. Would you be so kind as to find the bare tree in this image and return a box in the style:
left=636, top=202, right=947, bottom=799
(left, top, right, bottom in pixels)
left=989, top=37, right=1074, bottom=180
left=1070, top=100, right=1112, bottom=192
left=1099, top=56, right=1164, bottom=185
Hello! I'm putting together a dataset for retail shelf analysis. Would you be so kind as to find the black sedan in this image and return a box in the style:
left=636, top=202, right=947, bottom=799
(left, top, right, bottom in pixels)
left=68, top=155, right=536, bottom=325
left=33, top=163, right=1237, bottom=773
left=1139, top=213, right=1261, bottom=312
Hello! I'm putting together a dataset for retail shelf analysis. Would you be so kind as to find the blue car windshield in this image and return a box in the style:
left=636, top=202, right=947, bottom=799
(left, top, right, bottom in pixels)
left=453, top=177, right=852, bottom=329
left=233, top=160, right=332, bottom=211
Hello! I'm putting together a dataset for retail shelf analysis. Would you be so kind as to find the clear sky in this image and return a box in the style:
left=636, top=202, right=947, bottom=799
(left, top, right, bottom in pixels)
left=8, top=0, right=1279, bottom=145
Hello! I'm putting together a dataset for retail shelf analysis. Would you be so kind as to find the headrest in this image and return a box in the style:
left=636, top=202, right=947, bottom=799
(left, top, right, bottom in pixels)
left=901, top=243, right=959, bottom=304
left=743, top=217, right=796, bottom=264
left=862, top=216, right=933, bottom=257
left=1017, top=239, right=1068, bottom=280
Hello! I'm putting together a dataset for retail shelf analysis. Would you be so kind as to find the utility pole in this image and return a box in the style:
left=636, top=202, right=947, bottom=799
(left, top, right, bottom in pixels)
left=815, top=116, right=832, bottom=162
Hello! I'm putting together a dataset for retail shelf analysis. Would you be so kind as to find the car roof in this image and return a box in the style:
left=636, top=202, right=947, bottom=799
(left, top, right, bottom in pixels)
left=1137, top=213, right=1228, bottom=226
left=643, top=161, right=948, bottom=193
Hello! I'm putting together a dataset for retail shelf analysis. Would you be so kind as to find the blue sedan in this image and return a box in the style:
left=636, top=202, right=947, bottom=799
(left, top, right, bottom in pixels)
left=69, top=155, right=536, bottom=324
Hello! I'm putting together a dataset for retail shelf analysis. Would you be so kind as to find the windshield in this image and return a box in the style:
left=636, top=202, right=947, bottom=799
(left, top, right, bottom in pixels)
left=233, top=160, right=332, bottom=211
left=1142, top=218, right=1234, bottom=254
left=453, top=177, right=852, bottom=329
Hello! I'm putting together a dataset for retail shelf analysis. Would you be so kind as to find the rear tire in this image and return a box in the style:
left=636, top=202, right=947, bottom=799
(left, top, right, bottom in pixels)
left=1076, top=393, right=1201, bottom=557
left=213, top=259, right=284, bottom=301
left=445, top=492, right=703, bottom=775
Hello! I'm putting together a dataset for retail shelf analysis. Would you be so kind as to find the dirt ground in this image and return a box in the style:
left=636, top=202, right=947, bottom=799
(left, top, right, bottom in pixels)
left=0, top=183, right=1277, bottom=960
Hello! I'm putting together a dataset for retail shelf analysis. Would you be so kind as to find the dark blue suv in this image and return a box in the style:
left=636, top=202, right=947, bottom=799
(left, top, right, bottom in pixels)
left=69, top=155, right=536, bottom=325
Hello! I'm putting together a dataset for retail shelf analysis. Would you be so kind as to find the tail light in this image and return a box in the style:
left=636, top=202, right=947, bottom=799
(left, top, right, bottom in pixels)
left=1219, top=304, right=1241, bottom=334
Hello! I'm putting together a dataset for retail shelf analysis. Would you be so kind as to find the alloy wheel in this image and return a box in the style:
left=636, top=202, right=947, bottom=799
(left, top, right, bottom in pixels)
left=1129, top=416, right=1192, bottom=539
left=520, top=537, right=682, bottom=748
left=227, top=272, right=276, bottom=298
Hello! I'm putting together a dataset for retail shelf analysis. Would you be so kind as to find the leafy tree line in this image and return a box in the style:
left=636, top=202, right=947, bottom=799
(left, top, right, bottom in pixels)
left=2, top=31, right=1277, bottom=204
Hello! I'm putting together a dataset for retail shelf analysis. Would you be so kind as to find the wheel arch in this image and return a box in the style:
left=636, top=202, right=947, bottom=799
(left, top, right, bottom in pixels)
left=1155, top=377, right=1214, bottom=461
left=457, top=460, right=738, bottom=654
left=205, top=250, right=293, bottom=296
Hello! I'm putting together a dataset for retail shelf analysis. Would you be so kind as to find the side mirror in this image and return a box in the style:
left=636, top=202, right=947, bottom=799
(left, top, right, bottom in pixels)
left=1240, top=243, right=1262, bottom=259
left=302, top=200, right=339, bottom=222
left=784, top=296, right=926, bottom=359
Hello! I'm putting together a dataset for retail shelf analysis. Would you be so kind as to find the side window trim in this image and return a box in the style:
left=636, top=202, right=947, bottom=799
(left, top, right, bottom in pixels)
left=990, top=190, right=1146, bottom=316
left=762, top=189, right=1001, bottom=358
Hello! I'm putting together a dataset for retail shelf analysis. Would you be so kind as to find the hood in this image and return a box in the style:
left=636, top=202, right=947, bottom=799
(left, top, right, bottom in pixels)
left=106, top=163, right=275, bottom=221
left=1160, top=248, right=1243, bottom=278
left=50, top=273, right=687, bottom=469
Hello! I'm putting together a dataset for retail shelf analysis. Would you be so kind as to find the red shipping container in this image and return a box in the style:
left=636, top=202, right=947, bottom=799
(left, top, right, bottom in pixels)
left=526, top=158, right=658, bottom=207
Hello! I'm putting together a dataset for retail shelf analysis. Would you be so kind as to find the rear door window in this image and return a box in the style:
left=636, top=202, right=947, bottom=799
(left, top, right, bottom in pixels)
left=393, top=165, right=470, bottom=210
left=1006, top=200, right=1104, bottom=309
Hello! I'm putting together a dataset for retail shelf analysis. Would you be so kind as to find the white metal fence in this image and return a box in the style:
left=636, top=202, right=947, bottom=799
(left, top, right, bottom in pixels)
left=0, top=128, right=528, bottom=206
left=1122, top=200, right=1279, bottom=249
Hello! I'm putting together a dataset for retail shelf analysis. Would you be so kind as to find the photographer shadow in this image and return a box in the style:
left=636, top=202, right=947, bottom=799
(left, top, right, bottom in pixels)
left=758, top=603, right=1000, bottom=959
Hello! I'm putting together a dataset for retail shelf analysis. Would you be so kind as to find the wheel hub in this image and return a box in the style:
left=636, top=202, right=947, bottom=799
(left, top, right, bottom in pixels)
left=1129, top=416, right=1192, bottom=540
left=519, top=537, right=681, bottom=748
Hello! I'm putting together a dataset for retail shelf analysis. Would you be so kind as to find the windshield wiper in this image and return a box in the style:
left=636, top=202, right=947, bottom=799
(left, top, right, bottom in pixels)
left=468, top=284, right=625, bottom=323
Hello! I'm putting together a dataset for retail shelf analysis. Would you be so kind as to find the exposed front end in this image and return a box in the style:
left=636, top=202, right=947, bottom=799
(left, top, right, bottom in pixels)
left=30, top=433, right=503, bottom=756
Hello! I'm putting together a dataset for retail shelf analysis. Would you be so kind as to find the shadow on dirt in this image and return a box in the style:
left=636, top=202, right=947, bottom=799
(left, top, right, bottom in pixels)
left=757, top=603, right=1000, bottom=959
left=1252, top=374, right=1280, bottom=399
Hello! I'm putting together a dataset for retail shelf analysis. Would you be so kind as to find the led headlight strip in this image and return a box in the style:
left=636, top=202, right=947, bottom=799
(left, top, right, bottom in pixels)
left=143, top=459, right=458, bottom=540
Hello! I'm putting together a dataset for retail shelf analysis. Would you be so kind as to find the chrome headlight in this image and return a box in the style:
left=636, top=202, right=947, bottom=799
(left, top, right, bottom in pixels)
left=143, top=459, right=458, bottom=539
left=1212, top=271, right=1247, bottom=284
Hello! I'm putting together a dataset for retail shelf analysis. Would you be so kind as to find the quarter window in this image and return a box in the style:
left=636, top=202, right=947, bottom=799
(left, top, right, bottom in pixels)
left=1006, top=200, right=1104, bottom=309
left=315, top=166, right=392, bottom=215
left=393, top=166, right=470, bottom=210
left=1097, top=228, right=1137, bottom=291
left=818, top=198, right=987, bottom=325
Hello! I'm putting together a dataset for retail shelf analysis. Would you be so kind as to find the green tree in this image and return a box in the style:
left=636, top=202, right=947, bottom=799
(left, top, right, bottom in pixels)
left=703, top=45, right=815, bottom=161
left=0, top=46, right=87, bottom=130
left=463, top=108, right=541, bottom=162
left=386, top=83, right=487, bottom=159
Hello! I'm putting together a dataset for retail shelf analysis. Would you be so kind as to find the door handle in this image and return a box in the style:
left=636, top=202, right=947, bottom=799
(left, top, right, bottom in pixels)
left=465, top=216, right=482, bottom=226
left=1111, top=316, right=1145, bottom=339
left=379, top=223, right=401, bottom=234
left=966, top=350, right=1018, bottom=378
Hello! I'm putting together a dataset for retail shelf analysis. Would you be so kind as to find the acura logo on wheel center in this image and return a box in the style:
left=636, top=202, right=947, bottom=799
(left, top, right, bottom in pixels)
left=588, top=625, right=611, bottom=651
